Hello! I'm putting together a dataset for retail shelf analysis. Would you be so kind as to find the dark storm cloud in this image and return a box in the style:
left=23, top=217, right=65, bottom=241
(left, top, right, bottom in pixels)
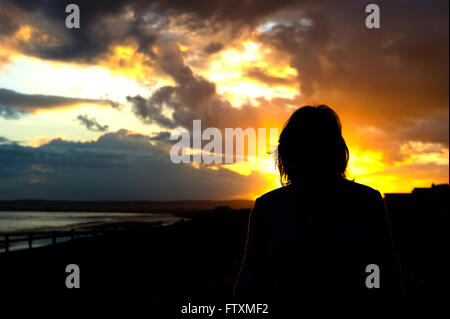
left=147, top=0, right=299, bottom=29
left=2, top=0, right=160, bottom=63
left=203, top=42, right=224, bottom=54
left=0, top=1, right=23, bottom=36
left=76, top=114, right=109, bottom=132
left=0, top=129, right=268, bottom=200
left=0, top=88, right=118, bottom=119
left=127, top=44, right=297, bottom=131
left=127, top=93, right=179, bottom=129
left=149, top=131, right=171, bottom=141
left=1, top=0, right=302, bottom=63
left=396, top=116, right=449, bottom=147
left=258, top=0, right=449, bottom=147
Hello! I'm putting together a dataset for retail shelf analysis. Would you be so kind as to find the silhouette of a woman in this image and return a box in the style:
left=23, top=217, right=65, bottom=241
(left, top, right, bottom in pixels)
left=234, top=105, right=403, bottom=299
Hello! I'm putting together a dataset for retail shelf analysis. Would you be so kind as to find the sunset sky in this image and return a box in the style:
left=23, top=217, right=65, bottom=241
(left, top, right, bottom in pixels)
left=0, top=0, right=448, bottom=200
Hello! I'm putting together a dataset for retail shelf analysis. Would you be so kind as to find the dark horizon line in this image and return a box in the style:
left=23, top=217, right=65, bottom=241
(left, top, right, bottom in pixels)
left=1, top=182, right=448, bottom=203
left=0, top=199, right=254, bottom=203
left=0, top=198, right=256, bottom=213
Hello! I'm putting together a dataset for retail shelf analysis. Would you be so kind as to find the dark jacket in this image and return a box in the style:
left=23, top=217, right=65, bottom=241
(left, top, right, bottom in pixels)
left=234, top=180, right=403, bottom=299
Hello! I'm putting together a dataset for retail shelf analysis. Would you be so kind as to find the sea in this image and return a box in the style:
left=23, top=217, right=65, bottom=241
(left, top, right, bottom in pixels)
left=0, top=211, right=182, bottom=252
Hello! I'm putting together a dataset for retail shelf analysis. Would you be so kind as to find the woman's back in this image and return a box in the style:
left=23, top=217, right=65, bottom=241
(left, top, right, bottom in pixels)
left=235, top=180, right=403, bottom=299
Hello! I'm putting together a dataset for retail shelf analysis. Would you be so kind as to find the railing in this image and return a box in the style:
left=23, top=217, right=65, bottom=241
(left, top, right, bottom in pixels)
left=0, top=222, right=164, bottom=253
left=0, top=228, right=104, bottom=253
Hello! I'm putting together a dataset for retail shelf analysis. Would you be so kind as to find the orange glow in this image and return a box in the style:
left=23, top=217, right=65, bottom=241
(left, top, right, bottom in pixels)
left=15, top=25, right=33, bottom=42
left=33, top=102, right=111, bottom=115
left=198, top=41, right=298, bottom=106
left=97, top=45, right=156, bottom=80
left=224, top=132, right=449, bottom=198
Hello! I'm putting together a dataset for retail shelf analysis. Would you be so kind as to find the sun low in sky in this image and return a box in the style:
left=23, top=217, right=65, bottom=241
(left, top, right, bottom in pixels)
left=0, top=0, right=448, bottom=200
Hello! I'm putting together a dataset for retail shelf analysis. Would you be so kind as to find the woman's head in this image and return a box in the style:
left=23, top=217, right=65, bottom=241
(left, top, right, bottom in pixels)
left=276, top=105, right=349, bottom=185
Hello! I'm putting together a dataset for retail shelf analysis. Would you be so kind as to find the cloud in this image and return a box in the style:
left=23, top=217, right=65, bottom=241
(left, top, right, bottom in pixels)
left=1, top=0, right=159, bottom=63
left=203, top=42, right=224, bottom=54
left=0, top=136, right=22, bottom=145
left=0, top=129, right=271, bottom=200
left=5, top=0, right=446, bottom=146
left=257, top=0, right=449, bottom=150
left=0, top=1, right=22, bottom=37
left=0, top=136, right=17, bottom=144
left=119, top=0, right=447, bottom=159
left=0, top=0, right=303, bottom=65
left=245, top=67, right=297, bottom=86
left=0, top=53, right=12, bottom=68
left=127, top=43, right=297, bottom=132
left=149, top=131, right=171, bottom=141
left=396, top=116, right=449, bottom=147
left=1, top=0, right=448, bottom=194
left=76, top=114, right=109, bottom=132
left=0, top=88, right=119, bottom=119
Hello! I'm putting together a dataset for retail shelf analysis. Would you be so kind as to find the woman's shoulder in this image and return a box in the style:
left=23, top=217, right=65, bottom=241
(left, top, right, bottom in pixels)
left=256, top=184, right=296, bottom=203
left=256, top=180, right=382, bottom=203
left=341, top=180, right=382, bottom=198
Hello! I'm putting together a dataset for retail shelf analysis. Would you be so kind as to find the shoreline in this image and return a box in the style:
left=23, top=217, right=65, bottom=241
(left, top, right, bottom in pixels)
left=0, top=217, right=187, bottom=253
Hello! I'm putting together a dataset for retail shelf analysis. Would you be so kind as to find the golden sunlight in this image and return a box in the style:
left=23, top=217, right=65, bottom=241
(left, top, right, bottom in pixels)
left=198, top=41, right=298, bottom=106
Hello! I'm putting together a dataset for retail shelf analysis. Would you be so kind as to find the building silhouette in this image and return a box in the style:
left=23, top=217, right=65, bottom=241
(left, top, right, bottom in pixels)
left=384, top=184, right=449, bottom=297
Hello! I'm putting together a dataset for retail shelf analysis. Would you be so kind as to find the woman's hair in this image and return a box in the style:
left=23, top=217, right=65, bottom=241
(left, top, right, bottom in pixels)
left=276, top=105, right=349, bottom=186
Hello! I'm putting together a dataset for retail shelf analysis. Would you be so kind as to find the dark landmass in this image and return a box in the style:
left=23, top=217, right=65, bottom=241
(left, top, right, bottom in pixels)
left=0, top=184, right=448, bottom=309
left=0, top=208, right=251, bottom=312
left=0, top=199, right=254, bottom=212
